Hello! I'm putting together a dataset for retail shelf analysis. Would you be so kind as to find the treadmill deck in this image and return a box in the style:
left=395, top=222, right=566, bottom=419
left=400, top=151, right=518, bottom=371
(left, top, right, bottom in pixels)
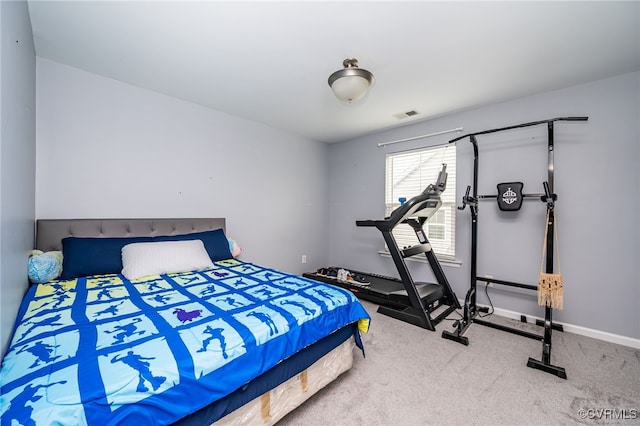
left=303, top=270, right=443, bottom=309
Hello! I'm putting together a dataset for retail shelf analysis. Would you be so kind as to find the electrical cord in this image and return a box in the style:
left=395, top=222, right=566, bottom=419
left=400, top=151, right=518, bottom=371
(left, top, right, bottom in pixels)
left=478, top=282, right=495, bottom=317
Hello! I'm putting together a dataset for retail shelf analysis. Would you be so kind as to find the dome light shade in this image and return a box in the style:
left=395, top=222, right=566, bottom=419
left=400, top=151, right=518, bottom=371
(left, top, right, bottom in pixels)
left=328, top=58, right=374, bottom=103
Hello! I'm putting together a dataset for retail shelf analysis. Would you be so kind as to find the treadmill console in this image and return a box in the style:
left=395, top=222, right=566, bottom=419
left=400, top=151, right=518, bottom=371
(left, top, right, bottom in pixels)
left=390, top=164, right=448, bottom=222
left=412, top=198, right=442, bottom=220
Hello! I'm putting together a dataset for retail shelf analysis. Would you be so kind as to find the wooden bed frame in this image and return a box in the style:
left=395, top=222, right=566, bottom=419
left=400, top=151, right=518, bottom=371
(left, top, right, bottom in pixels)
left=34, top=218, right=356, bottom=425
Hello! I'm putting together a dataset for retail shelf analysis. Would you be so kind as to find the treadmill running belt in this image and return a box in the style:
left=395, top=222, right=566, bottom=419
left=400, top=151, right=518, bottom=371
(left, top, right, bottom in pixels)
left=303, top=271, right=443, bottom=308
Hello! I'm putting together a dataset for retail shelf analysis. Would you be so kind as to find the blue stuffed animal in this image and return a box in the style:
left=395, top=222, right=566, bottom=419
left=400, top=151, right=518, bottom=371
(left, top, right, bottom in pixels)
left=28, top=250, right=63, bottom=283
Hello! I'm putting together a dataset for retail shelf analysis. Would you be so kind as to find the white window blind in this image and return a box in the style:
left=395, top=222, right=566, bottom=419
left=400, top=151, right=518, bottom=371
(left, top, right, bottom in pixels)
left=385, top=144, right=456, bottom=261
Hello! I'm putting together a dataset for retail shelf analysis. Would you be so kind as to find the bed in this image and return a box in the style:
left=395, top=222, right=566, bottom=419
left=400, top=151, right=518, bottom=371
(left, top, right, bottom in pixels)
left=0, top=218, right=370, bottom=425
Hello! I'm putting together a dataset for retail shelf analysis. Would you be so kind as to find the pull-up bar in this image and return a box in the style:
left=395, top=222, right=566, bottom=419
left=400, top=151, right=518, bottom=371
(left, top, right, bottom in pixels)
left=448, top=117, right=588, bottom=144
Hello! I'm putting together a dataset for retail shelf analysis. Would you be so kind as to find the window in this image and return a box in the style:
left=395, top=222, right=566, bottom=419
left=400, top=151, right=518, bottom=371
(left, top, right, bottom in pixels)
left=385, top=144, right=456, bottom=261
left=427, top=209, right=445, bottom=240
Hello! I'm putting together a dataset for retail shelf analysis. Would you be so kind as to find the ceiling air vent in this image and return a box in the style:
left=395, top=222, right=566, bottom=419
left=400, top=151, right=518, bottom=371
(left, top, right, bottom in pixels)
left=393, top=110, right=420, bottom=120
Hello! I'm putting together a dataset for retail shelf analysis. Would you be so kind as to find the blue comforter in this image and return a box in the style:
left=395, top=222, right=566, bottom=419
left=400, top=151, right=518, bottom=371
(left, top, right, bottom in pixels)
left=0, top=259, right=370, bottom=425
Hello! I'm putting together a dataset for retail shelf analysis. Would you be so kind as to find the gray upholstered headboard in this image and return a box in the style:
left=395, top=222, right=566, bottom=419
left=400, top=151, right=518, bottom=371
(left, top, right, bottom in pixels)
left=35, top=218, right=226, bottom=252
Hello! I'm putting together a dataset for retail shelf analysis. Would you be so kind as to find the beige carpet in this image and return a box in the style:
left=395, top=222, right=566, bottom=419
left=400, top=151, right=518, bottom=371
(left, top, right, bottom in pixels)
left=278, top=301, right=640, bottom=426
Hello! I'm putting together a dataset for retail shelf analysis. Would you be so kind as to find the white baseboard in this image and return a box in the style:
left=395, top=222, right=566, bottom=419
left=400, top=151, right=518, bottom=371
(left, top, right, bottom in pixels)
left=485, top=305, right=640, bottom=349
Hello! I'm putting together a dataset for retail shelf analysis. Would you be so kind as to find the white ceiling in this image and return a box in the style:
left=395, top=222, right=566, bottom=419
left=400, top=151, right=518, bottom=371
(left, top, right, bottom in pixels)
left=27, top=1, right=639, bottom=143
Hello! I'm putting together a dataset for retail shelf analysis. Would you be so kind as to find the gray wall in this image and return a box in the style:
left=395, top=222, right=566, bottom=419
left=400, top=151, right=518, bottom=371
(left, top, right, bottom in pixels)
left=1, top=19, right=637, bottom=357
left=35, top=58, right=330, bottom=276
left=0, top=0, right=36, bottom=356
left=328, top=72, right=639, bottom=340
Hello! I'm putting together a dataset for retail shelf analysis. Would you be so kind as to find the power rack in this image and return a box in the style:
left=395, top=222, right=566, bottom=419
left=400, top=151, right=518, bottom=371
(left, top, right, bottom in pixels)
left=441, top=117, right=588, bottom=379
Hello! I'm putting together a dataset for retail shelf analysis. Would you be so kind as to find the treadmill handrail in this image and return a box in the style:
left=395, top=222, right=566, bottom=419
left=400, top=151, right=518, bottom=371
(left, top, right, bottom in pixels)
left=356, top=192, right=441, bottom=232
left=355, top=220, right=377, bottom=227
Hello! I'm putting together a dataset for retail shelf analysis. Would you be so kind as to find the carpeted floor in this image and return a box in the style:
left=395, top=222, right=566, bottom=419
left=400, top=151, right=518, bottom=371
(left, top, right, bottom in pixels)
left=278, top=300, right=640, bottom=426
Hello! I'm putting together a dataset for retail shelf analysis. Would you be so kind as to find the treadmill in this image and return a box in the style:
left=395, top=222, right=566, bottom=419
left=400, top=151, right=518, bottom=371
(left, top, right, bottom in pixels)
left=305, top=164, right=460, bottom=331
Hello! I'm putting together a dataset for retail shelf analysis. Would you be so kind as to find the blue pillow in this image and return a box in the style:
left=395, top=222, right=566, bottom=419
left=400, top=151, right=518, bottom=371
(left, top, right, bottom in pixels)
left=61, top=236, right=153, bottom=280
left=153, top=229, right=232, bottom=262
left=60, top=229, right=232, bottom=280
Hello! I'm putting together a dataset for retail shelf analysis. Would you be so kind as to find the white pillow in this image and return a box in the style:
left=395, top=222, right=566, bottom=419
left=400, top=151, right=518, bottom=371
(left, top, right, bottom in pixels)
left=121, top=240, right=214, bottom=280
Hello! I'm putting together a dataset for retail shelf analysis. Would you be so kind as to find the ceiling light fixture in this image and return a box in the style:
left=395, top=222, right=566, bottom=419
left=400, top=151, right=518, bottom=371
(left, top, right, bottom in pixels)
left=328, top=58, right=374, bottom=103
